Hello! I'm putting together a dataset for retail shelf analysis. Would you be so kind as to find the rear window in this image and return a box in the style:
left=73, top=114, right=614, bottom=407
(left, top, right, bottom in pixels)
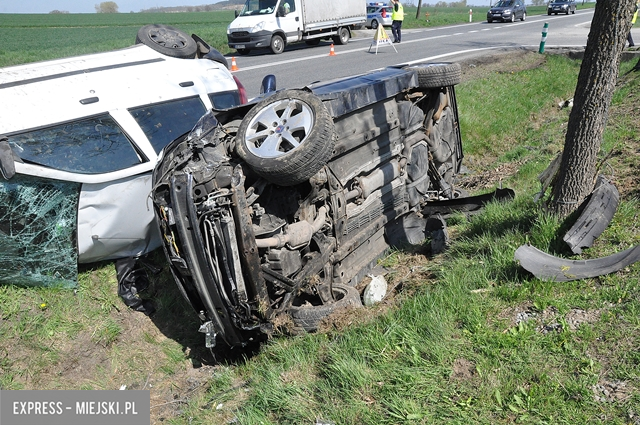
left=130, top=96, right=208, bottom=154
left=7, top=115, right=145, bottom=174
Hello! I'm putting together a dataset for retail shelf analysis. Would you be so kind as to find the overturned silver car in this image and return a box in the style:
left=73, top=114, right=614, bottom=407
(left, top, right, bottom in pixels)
left=151, top=63, right=465, bottom=348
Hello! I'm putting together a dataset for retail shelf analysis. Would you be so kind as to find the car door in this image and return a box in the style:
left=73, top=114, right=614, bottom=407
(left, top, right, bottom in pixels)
left=278, top=0, right=301, bottom=43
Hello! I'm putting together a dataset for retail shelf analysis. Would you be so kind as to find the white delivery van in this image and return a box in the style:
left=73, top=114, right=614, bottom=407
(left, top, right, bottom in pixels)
left=227, top=0, right=366, bottom=55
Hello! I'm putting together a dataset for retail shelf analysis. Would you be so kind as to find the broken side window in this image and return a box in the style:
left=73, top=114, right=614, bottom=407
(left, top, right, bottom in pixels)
left=129, top=96, right=208, bottom=154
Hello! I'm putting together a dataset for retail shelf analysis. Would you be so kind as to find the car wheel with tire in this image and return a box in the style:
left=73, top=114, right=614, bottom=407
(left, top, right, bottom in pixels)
left=235, top=90, right=336, bottom=186
left=510, top=14, right=516, bottom=22
left=521, top=12, right=526, bottom=21
left=333, top=27, right=350, bottom=45
left=288, top=284, right=362, bottom=332
left=403, top=62, right=462, bottom=88
left=487, top=18, right=493, bottom=23
left=371, top=19, right=379, bottom=30
left=270, top=34, right=285, bottom=54
left=135, top=24, right=198, bottom=59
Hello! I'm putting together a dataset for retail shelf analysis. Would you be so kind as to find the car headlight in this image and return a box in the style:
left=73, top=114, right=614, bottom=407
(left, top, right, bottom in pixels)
left=251, top=21, right=266, bottom=33
left=503, top=9, right=512, bottom=14
left=562, top=4, right=568, bottom=7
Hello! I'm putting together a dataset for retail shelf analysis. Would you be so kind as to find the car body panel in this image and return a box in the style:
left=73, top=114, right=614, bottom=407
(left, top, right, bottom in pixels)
left=515, top=244, right=640, bottom=282
left=0, top=35, right=243, bottom=287
left=563, top=175, right=619, bottom=254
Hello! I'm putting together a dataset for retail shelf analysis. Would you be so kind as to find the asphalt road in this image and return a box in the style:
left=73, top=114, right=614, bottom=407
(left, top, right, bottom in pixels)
left=228, top=9, right=598, bottom=98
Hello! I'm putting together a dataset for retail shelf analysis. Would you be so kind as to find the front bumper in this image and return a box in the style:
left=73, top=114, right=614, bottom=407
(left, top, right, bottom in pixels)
left=227, top=30, right=273, bottom=50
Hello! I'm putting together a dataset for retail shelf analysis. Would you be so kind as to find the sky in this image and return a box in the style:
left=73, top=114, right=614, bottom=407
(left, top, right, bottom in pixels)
left=0, top=0, right=491, bottom=14
left=0, top=0, right=224, bottom=14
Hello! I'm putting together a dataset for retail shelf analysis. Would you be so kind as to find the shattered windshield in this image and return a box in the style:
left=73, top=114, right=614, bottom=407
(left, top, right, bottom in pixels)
left=240, top=0, right=278, bottom=16
left=0, top=175, right=79, bottom=288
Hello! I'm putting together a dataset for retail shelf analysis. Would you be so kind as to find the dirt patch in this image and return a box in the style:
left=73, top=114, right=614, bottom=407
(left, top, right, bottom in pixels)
left=450, top=358, right=476, bottom=381
left=592, top=378, right=633, bottom=403
left=459, top=160, right=525, bottom=190
left=497, top=303, right=604, bottom=334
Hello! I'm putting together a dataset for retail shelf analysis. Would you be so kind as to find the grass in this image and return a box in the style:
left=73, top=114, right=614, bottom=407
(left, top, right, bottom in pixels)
left=1, top=5, right=637, bottom=424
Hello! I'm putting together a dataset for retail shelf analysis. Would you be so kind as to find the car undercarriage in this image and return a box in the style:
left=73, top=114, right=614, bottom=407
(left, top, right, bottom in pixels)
left=151, top=63, right=467, bottom=348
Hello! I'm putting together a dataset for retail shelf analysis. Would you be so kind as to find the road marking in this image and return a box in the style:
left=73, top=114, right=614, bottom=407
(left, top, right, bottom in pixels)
left=232, top=11, right=595, bottom=74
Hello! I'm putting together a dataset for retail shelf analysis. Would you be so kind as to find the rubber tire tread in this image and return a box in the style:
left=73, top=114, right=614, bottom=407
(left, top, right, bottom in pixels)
left=135, top=24, right=197, bottom=59
left=404, top=62, right=462, bottom=88
left=236, top=90, right=335, bottom=186
left=288, top=284, right=362, bottom=332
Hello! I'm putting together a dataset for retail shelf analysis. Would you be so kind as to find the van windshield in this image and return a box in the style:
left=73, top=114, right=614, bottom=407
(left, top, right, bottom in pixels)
left=240, top=0, right=278, bottom=16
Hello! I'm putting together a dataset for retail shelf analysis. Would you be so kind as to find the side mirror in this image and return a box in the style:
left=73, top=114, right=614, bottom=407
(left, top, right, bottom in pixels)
left=260, top=75, right=277, bottom=94
left=0, top=137, right=16, bottom=180
left=235, top=10, right=239, bottom=18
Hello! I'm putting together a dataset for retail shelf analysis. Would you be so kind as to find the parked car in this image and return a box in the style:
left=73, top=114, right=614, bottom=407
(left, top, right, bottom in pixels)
left=366, top=2, right=393, bottom=29
left=0, top=24, right=248, bottom=288
left=151, top=62, right=468, bottom=348
left=547, top=0, right=576, bottom=15
left=487, top=0, right=527, bottom=22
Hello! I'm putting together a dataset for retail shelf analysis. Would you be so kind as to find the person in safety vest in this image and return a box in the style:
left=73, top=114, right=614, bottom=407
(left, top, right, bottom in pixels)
left=391, top=0, right=404, bottom=43
left=629, top=2, right=638, bottom=47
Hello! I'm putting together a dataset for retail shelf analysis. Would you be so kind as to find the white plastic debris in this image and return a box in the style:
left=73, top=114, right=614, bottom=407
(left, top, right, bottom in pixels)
left=363, top=274, right=387, bottom=306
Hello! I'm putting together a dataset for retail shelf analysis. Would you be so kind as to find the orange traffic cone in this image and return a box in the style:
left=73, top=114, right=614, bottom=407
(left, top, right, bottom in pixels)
left=329, top=44, right=336, bottom=56
left=231, top=57, right=239, bottom=71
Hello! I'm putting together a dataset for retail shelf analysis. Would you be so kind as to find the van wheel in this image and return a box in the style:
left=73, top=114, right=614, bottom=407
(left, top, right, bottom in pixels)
left=135, top=24, right=197, bottom=59
left=235, top=90, right=335, bottom=186
left=333, top=27, right=350, bottom=45
left=270, top=34, right=285, bottom=54
left=403, top=62, right=462, bottom=88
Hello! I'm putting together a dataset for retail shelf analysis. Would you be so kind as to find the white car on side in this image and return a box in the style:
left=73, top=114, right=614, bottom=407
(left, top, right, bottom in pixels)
left=0, top=24, right=248, bottom=287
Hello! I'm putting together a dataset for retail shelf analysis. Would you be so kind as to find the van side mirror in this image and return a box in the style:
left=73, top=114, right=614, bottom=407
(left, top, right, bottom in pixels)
left=235, top=10, right=239, bottom=18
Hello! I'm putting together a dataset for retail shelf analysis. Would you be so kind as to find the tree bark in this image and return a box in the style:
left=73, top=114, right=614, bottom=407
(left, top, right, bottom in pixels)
left=550, top=0, right=636, bottom=217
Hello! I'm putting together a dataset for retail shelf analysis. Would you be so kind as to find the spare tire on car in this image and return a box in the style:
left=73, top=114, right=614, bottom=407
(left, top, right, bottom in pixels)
left=403, top=62, right=462, bottom=88
left=135, top=24, right=198, bottom=59
left=235, top=89, right=336, bottom=186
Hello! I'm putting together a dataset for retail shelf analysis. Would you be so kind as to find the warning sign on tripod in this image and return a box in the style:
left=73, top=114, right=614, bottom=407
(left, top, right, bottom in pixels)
left=368, top=25, right=397, bottom=54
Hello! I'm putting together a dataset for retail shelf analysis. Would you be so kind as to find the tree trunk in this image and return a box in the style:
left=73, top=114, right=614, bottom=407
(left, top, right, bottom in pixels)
left=416, top=0, right=422, bottom=20
left=550, top=0, right=636, bottom=217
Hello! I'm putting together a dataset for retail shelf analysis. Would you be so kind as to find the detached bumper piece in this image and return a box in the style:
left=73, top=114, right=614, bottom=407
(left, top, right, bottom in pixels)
left=515, top=244, right=640, bottom=282
left=563, top=175, right=619, bottom=254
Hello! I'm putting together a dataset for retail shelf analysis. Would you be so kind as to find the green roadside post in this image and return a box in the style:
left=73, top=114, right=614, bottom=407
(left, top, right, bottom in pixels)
left=539, top=22, right=548, bottom=53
